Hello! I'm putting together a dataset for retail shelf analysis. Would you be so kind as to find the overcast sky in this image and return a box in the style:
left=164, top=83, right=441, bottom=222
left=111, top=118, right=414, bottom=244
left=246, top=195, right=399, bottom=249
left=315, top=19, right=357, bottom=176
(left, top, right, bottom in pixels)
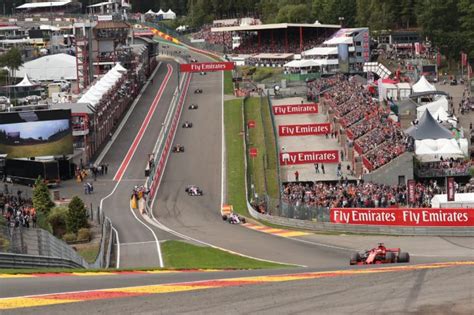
left=0, top=119, right=69, bottom=140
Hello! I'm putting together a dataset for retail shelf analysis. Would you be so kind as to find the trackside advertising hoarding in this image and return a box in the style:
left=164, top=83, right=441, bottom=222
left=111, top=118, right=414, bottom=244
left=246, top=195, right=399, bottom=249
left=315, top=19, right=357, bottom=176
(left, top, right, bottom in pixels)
left=279, top=123, right=331, bottom=136
left=330, top=208, right=474, bottom=227
left=280, top=150, right=339, bottom=165
left=179, top=62, right=234, bottom=73
left=272, top=104, right=318, bottom=115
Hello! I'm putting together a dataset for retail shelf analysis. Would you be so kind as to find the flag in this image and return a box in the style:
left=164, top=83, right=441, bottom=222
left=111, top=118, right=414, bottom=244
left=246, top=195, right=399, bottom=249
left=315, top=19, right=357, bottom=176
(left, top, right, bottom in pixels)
left=436, top=52, right=441, bottom=66
left=469, top=64, right=473, bottom=79
left=414, top=42, right=421, bottom=55
left=461, top=52, right=468, bottom=66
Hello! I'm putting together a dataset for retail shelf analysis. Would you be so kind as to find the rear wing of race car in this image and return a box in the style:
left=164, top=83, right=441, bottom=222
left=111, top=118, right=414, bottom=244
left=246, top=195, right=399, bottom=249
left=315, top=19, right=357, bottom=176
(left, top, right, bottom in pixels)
left=221, top=204, right=233, bottom=217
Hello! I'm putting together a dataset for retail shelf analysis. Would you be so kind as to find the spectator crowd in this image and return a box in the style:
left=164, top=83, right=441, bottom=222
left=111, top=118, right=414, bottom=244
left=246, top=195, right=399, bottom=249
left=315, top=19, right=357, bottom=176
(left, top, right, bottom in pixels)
left=282, top=180, right=443, bottom=209
left=1, top=192, right=36, bottom=229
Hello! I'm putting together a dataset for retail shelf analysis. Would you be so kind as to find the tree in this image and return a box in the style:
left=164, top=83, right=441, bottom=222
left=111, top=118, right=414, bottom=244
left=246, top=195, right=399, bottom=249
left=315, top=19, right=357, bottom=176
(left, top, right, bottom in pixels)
left=32, top=177, right=55, bottom=215
left=67, top=196, right=89, bottom=234
left=47, top=206, right=68, bottom=238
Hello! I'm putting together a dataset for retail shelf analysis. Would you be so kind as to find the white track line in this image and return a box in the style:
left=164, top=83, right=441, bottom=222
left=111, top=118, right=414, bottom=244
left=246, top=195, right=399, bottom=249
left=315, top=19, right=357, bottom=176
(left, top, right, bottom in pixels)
left=220, top=70, right=225, bottom=207
left=111, top=226, right=120, bottom=269
left=128, top=203, right=164, bottom=268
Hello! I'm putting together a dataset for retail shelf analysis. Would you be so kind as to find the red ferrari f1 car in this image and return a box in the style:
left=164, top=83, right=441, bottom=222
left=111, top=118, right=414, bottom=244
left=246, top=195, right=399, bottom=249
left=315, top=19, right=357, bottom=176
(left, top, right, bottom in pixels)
left=350, top=243, right=410, bottom=265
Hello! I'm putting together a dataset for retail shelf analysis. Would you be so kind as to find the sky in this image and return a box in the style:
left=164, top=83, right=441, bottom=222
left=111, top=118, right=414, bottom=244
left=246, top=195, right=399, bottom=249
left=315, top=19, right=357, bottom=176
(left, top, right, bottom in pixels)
left=0, top=119, right=70, bottom=140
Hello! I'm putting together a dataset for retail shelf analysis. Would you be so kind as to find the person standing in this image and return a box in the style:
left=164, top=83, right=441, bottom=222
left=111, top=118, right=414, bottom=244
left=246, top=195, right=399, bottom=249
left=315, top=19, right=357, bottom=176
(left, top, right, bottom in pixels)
left=294, top=170, right=299, bottom=182
left=314, top=163, right=319, bottom=173
left=321, top=163, right=325, bottom=174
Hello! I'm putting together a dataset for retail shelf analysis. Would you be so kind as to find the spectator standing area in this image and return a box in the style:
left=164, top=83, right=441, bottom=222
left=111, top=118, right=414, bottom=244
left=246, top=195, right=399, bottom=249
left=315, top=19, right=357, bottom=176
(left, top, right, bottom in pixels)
left=272, top=96, right=355, bottom=183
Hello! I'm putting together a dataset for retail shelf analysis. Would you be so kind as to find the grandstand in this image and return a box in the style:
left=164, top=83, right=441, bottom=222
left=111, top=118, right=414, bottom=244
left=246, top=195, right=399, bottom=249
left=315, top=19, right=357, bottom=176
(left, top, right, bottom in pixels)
left=209, top=22, right=340, bottom=54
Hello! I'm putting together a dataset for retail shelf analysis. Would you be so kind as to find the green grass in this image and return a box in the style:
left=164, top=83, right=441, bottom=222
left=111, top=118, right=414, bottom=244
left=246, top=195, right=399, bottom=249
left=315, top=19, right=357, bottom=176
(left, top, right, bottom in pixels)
left=224, top=70, right=234, bottom=95
left=253, top=67, right=284, bottom=83
left=162, top=240, right=291, bottom=269
left=76, top=244, right=100, bottom=264
left=0, top=134, right=73, bottom=158
left=243, top=97, right=280, bottom=200
left=225, top=99, right=247, bottom=216
left=260, top=97, right=279, bottom=200
left=245, top=97, right=267, bottom=198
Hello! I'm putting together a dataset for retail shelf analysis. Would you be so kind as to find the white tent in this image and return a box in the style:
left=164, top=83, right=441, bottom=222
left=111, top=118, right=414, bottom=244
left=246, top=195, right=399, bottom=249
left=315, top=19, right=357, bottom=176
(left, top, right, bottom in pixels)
left=78, top=63, right=126, bottom=107
left=412, top=75, right=436, bottom=93
left=431, top=193, right=474, bottom=208
left=14, top=53, right=77, bottom=81
left=416, top=96, right=449, bottom=118
left=162, top=9, right=176, bottom=20
left=145, top=9, right=156, bottom=15
left=156, top=9, right=165, bottom=15
left=415, top=138, right=464, bottom=162
left=15, top=74, right=35, bottom=87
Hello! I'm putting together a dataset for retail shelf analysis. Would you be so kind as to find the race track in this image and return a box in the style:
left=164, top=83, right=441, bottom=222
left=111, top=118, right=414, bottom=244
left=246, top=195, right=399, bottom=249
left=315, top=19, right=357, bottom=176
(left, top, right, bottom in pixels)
left=1, top=47, right=473, bottom=314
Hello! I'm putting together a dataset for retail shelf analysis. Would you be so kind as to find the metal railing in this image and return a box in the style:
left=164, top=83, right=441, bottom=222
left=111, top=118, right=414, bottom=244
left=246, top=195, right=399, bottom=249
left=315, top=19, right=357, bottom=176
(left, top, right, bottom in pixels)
left=0, top=252, right=85, bottom=269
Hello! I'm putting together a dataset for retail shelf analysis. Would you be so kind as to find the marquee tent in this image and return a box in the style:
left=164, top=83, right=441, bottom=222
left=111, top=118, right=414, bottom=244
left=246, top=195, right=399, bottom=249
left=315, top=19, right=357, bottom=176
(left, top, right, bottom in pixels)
left=416, top=96, right=449, bottom=118
left=412, top=75, right=436, bottom=93
left=14, top=53, right=77, bottom=81
left=78, top=63, right=126, bottom=107
left=284, top=59, right=320, bottom=68
left=406, top=110, right=453, bottom=140
left=15, top=74, right=36, bottom=87
left=415, top=138, right=464, bottom=162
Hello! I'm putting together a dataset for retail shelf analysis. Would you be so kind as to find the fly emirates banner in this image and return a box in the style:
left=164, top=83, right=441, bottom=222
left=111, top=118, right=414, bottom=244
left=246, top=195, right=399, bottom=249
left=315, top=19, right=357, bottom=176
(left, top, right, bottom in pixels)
left=330, top=208, right=474, bottom=226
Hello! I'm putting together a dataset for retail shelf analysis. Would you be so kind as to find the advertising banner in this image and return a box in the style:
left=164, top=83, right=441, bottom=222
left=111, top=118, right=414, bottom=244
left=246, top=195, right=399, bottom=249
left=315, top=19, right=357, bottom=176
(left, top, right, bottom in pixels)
left=330, top=208, right=474, bottom=226
left=180, top=62, right=234, bottom=73
left=280, top=150, right=339, bottom=165
left=447, top=177, right=455, bottom=202
left=407, top=180, right=416, bottom=204
left=278, top=123, right=330, bottom=136
left=272, top=104, right=318, bottom=115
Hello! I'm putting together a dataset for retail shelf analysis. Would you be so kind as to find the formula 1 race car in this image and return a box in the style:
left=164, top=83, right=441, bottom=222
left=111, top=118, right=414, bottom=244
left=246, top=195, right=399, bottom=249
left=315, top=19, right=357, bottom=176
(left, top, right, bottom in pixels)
left=188, top=104, right=198, bottom=110
left=172, top=144, right=185, bottom=153
left=185, top=185, right=203, bottom=196
left=350, top=243, right=410, bottom=265
left=194, top=88, right=203, bottom=94
left=190, top=58, right=198, bottom=63
left=182, top=121, right=193, bottom=128
left=200, top=72, right=207, bottom=75
left=222, top=213, right=246, bottom=224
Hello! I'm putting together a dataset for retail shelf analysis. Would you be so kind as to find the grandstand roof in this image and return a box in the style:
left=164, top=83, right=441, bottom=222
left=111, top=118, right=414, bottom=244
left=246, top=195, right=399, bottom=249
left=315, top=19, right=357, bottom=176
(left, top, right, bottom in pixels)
left=211, top=22, right=340, bottom=33
left=253, top=53, right=294, bottom=60
left=17, top=1, right=73, bottom=9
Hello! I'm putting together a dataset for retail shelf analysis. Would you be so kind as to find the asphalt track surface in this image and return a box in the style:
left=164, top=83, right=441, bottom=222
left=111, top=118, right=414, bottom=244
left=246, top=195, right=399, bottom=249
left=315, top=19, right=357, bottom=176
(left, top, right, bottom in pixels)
left=1, top=49, right=474, bottom=313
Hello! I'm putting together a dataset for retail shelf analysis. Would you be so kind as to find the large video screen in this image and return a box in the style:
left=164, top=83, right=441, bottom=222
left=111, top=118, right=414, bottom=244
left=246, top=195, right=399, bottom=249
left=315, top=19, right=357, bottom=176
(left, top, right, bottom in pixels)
left=0, top=109, right=73, bottom=158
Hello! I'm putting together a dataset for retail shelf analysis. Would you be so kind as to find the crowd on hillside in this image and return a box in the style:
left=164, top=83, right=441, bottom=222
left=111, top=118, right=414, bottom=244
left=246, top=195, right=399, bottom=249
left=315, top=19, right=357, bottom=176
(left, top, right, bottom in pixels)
left=306, top=75, right=343, bottom=101
left=322, top=75, right=408, bottom=171
left=1, top=193, right=36, bottom=229
left=282, top=180, right=443, bottom=208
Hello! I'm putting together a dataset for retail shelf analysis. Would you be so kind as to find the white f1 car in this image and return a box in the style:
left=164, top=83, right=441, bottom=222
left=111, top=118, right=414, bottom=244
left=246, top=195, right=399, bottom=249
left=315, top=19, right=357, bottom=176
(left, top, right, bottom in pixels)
left=182, top=121, right=193, bottom=128
left=185, top=185, right=203, bottom=196
left=189, top=104, right=198, bottom=110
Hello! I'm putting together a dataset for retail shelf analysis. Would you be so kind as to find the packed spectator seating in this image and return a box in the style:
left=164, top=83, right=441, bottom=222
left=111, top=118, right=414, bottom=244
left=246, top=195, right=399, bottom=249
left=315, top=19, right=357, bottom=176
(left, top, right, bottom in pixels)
left=306, top=75, right=342, bottom=101
left=320, top=75, right=408, bottom=171
left=417, top=159, right=472, bottom=177
left=1, top=193, right=35, bottom=229
left=282, top=180, right=443, bottom=208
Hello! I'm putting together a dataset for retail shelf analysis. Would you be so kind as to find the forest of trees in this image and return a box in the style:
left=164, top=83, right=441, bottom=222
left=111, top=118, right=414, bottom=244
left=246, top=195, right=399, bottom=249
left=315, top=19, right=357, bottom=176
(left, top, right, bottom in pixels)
left=2, top=0, right=473, bottom=62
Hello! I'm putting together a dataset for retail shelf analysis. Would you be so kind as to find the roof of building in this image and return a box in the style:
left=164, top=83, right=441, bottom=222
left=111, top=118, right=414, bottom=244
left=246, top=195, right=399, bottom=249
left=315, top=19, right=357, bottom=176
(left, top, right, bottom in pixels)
left=94, top=21, right=130, bottom=29
left=211, top=22, right=340, bottom=33
left=17, top=1, right=73, bottom=9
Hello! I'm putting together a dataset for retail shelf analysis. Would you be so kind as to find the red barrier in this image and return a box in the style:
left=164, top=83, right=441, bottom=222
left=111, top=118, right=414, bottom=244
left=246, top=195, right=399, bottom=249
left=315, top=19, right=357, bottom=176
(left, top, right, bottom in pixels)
left=273, top=103, right=318, bottom=115
left=278, top=123, right=330, bottom=136
left=362, top=156, right=373, bottom=171
left=346, top=129, right=354, bottom=140
left=180, top=62, right=234, bottom=73
left=330, top=208, right=474, bottom=226
left=280, top=150, right=339, bottom=165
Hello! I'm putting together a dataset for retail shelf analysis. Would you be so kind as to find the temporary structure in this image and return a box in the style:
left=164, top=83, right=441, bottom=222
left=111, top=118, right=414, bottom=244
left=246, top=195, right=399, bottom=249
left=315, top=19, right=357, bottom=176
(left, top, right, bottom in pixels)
left=412, top=75, right=436, bottom=93
left=406, top=110, right=453, bottom=140
left=415, top=138, right=464, bottom=162
left=416, top=96, right=449, bottom=118
left=14, top=53, right=77, bottom=81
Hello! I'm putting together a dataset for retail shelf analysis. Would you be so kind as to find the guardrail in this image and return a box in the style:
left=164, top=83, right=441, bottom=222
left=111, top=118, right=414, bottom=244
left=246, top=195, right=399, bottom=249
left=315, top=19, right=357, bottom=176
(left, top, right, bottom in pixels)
left=0, top=252, right=84, bottom=269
